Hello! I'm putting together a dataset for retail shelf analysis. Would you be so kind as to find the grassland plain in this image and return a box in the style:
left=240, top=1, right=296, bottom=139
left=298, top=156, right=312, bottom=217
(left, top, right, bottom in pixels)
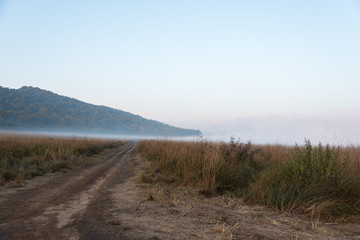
left=137, top=138, right=360, bottom=222
left=1, top=135, right=360, bottom=239
left=0, top=134, right=124, bottom=185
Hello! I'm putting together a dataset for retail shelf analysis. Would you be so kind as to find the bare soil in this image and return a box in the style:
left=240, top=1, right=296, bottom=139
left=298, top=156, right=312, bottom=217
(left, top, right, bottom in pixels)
left=1, top=143, right=360, bottom=240
left=0, top=142, right=135, bottom=240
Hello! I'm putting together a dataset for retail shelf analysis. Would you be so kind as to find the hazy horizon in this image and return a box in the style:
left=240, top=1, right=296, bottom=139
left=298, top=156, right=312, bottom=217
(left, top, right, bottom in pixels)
left=1, top=1, right=360, bottom=144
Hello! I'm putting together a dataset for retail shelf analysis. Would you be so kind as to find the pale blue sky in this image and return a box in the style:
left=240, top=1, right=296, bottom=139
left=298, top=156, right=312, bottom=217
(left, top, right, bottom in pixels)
left=1, top=1, right=360, bottom=143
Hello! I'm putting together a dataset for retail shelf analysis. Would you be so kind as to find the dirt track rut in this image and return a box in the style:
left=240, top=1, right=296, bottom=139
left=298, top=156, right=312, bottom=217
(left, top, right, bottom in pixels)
left=0, top=142, right=135, bottom=240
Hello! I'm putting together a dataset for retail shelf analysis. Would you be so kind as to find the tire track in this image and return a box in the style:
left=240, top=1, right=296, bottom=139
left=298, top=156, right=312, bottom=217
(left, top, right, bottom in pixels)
left=0, top=141, right=135, bottom=240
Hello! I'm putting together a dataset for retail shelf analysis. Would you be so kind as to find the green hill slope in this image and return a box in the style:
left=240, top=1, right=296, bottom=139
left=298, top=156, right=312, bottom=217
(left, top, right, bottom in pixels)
left=0, top=86, right=201, bottom=137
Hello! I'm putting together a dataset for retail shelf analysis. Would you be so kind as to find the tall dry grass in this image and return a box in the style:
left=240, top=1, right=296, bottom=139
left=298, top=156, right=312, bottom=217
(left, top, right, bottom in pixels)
left=138, top=138, right=360, bottom=221
left=0, top=135, right=123, bottom=185
left=138, top=137, right=262, bottom=194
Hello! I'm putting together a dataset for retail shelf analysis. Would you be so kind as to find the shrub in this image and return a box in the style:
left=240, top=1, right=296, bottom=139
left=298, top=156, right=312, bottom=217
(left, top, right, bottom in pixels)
left=217, top=138, right=261, bottom=195
left=249, top=140, right=360, bottom=220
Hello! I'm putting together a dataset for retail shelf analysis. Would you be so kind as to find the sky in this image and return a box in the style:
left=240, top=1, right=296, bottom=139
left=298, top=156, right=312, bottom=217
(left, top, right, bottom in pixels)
left=1, top=0, right=360, bottom=144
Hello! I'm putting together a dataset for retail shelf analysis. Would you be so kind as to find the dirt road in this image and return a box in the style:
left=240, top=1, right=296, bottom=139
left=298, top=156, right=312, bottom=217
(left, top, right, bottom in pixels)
left=0, top=141, right=135, bottom=240
left=1, top=141, right=360, bottom=240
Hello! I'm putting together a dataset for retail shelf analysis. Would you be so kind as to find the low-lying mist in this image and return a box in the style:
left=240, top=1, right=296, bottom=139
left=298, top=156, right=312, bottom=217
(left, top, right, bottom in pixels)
left=0, top=129, right=201, bottom=142
left=183, top=111, right=360, bottom=145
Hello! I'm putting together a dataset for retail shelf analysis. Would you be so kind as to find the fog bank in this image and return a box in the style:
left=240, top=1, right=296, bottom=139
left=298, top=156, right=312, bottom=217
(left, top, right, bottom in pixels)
left=191, top=111, right=360, bottom=145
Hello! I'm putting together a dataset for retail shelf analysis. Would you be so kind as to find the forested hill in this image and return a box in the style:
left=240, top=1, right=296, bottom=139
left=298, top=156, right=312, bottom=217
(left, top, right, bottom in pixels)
left=0, top=86, right=201, bottom=137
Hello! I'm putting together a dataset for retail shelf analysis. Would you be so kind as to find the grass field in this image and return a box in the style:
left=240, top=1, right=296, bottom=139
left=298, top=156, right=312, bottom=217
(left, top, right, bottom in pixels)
left=0, top=135, right=124, bottom=185
left=138, top=138, right=360, bottom=221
